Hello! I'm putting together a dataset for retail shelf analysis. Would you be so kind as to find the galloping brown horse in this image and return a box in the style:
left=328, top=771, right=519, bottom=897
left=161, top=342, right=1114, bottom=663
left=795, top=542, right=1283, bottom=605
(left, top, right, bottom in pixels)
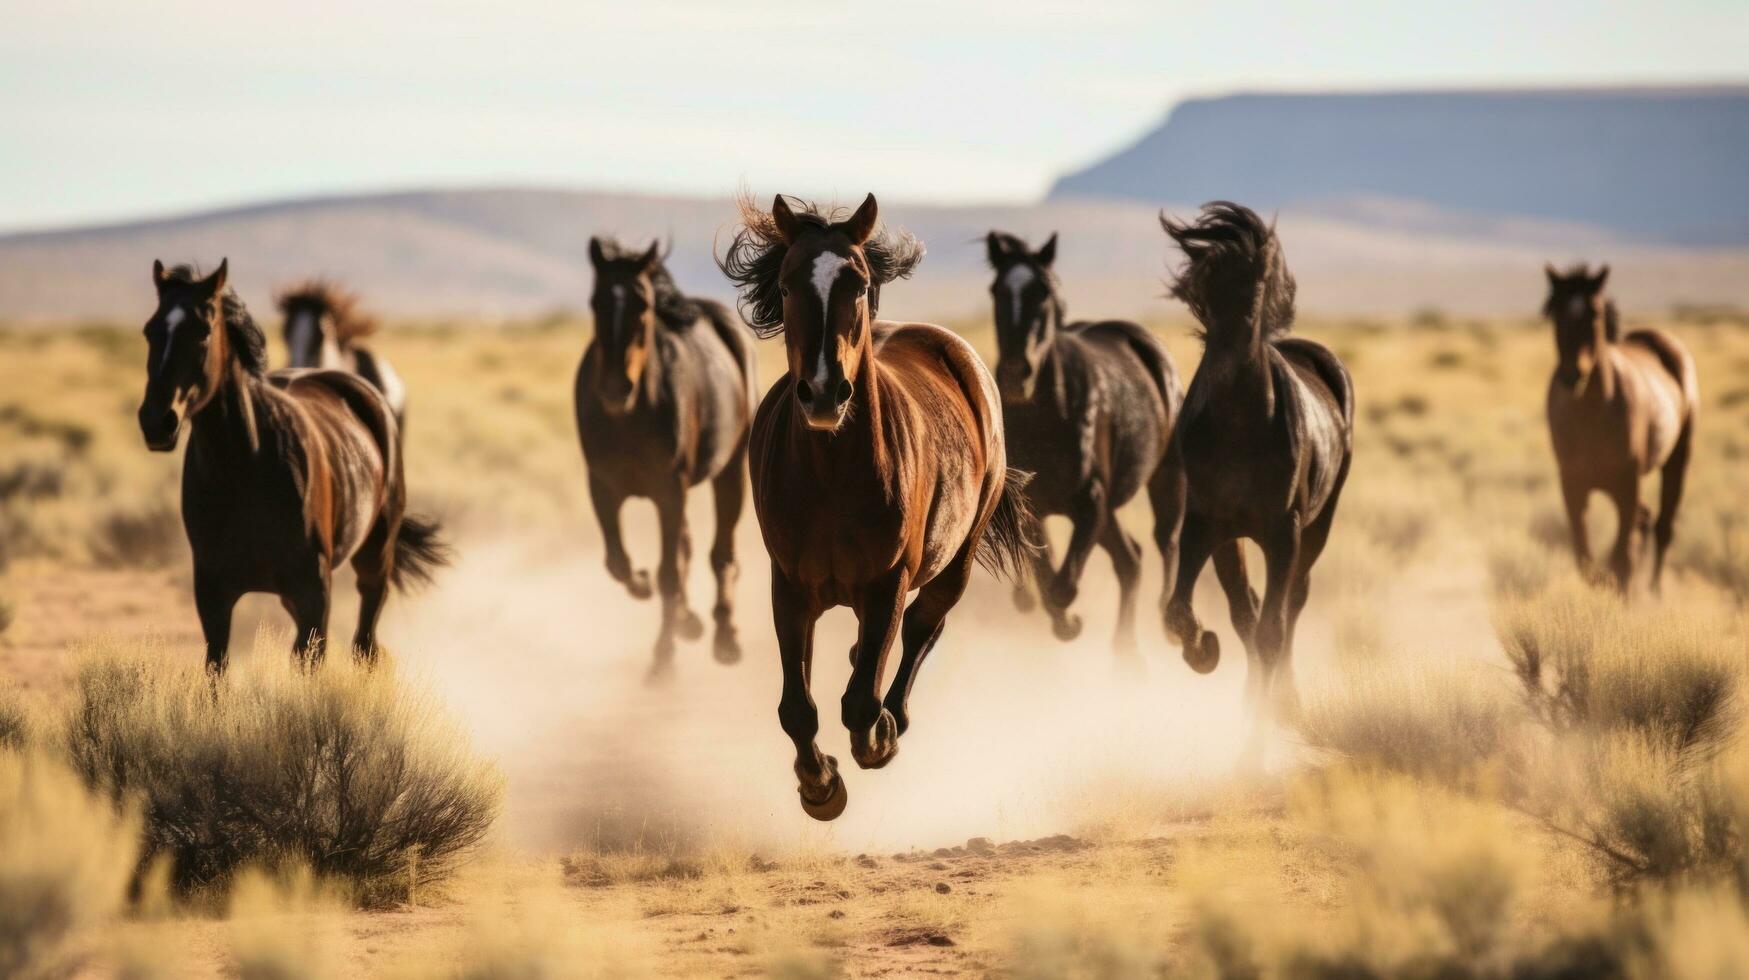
left=721, top=194, right=1033, bottom=821
left=575, top=237, right=755, bottom=678
left=985, top=230, right=1183, bottom=659
left=1543, top=264, right=1697, bottom=593
left=276, top=281, right=407, bottom=427
left=138, top=261, right=447, bottom=671
left=1157, top=204, right=1354, bottom=716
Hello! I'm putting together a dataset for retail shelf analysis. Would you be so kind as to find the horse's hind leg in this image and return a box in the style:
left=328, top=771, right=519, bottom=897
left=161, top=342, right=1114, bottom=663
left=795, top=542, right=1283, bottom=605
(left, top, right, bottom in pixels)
left=1165, top=512, right=1220, bottom=673
left=1254, top=518, right=1302, bottom=716
left=589, top=476, right=651, bottom=600
left=772, top=566, right=842, bottom=820
left=350, top=518, right=393, bottom=664
left=884, top=544, right=975, bottom=736
left=1041, top=483, right=1107, bottom=642
left=1097, top=521, right=1143, bottom=663
left=193, top=567, right=238, bottom=674
left=707, top=448, right=747, bottom=665
left=844, top=569, right=908, bottom=771
left=1651, top=422, right=1693, bottom=595
left=281, top=569, right=332, bottom=668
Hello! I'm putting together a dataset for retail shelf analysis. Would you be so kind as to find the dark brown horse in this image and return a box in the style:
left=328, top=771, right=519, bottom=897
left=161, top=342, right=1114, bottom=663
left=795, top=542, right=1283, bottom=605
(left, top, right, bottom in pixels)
left=1543, top=263, right=1697, bottom=593
left=275, top=281, right=407, bottom=427
left=575, top=237, right=755, bottom=678
left=985, top=230, right=1183, bottom=660
left=138, top=261, right=447, bottom=671
left=1157, top=204, right=1354, bottom=716
left=721, top=193, right=1033, bottom=821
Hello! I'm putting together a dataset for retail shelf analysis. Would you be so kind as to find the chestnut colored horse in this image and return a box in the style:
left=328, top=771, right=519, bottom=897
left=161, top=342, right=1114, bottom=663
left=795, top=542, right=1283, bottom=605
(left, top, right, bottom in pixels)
left=721, top=194, right=1034, bottom=821
left=575, top=237, right=755, bottom=678
left=985, top=230, right=1183, bottom=659
left=1158, top=204, right=1354, bottom=716
left=276, top=281, right=407, bottom=428
left=1543, top=264, right=1697, bottom=593
left=138, top=261, right=447, bottom=671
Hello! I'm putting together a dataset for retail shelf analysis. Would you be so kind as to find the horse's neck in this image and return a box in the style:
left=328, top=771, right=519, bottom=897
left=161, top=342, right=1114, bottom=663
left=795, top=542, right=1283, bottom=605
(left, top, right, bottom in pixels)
left=188, top=364, right=263, bottom=460
left=1192, top=339, right=1274, bottom=412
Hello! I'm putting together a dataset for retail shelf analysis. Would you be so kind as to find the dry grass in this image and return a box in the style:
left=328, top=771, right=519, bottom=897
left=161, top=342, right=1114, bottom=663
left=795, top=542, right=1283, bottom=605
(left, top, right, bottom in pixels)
left=0, top=748, right=139, bottom=979
left=58, top=639, right=503, bottom=906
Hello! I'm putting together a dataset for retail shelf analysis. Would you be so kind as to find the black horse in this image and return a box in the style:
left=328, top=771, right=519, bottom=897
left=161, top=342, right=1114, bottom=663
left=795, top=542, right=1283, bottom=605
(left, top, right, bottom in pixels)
left=574, top=237, right=756, bottom=679
left=1158, top=204, right=1354, bottom=718
left=985, top=231, right=1183, bottom=660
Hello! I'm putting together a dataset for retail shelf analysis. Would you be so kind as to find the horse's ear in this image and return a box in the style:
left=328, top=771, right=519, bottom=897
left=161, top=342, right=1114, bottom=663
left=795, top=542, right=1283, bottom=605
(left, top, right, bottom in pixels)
left=204, top=258, right=228, bottom=295
left=842, top=193, right=878, bottom=246
left=1036, top=232, right=1058, bottom=267
left=588, top=237, right=607, bottom=268
left=1544, top=263, right=1560, bottom=287
left=985, top=232, right=1011, bottom=266
left=771, top=195, right=802, bottom=244
left=639, top=239, right=661, bottom=272
left=152, top=259, right=167, bottom=290
left=1591, top=265, right=1610, bottom=292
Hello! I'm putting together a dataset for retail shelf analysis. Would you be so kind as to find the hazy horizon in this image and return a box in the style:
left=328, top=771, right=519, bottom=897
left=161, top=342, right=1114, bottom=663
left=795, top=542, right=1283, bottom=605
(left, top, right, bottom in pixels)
left=4, top=0, right=1746, bottom=234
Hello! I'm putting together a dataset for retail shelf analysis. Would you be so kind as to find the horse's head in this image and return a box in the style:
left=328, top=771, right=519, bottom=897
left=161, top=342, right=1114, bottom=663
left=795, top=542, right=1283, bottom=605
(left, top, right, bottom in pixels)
left=985, top=230, right=1060, bottom=402
left=1543, top=263, right=1610, bottom=386
left=587, top=237, right=663, bottom=415
left=768, top=193, right=886, bottom=431
left=275, top=282, right=350, bottom=369
left=139, top=259, right=232, bottom=451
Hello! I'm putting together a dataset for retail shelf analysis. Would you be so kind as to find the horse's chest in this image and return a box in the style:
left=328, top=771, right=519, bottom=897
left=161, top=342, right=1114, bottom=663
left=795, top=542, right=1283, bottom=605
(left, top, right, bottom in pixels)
left=1002, top=403, right=1092, bottom=512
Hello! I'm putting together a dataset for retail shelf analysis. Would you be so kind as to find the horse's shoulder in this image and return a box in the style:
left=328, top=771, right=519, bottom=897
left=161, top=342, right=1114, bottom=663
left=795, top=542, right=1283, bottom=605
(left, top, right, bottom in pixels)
left=875, top=320, right=999, bottom=432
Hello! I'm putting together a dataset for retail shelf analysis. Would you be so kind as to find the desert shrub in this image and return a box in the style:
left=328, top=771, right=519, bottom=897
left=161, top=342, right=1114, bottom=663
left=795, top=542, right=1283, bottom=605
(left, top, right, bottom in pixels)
left=1494, top=581, right=1740, bottom=756
left=1299, top=658, right=1525, bottom=791
left=0, top=689, right=28, bottom=750
left=1670, top=505, right=1749, bottom=602
left=60, top=649, right=503, bottom=906
left=0, top=750, right=139, bottom=979
left=227, top=866, right=348, bottom=980
left=87, top=500, right=184, bottom=568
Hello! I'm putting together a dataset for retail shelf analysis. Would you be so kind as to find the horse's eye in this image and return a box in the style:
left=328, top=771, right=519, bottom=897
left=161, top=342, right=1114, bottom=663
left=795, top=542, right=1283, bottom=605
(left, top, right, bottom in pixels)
left=779, top=286, right=790, bottom=298
left=198, top=302, right=215, bottom=318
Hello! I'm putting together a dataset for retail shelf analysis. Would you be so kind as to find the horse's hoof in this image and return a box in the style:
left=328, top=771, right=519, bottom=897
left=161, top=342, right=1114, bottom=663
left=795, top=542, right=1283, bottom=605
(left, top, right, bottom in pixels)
left=1051, top=613, right=1084, bottom=642
left=625, top=570, right=654, bottom=600
left=675, top=608, right=705, bottom=641
left=852, top=711, right=900, bottom=770
left=1184, top=632, right=1220, bottom=674
left=799, top=762, right=848, bottom=822
left=1012, top=586, right=1037, bottom=613
left=712, top=628, right=742, bottom=665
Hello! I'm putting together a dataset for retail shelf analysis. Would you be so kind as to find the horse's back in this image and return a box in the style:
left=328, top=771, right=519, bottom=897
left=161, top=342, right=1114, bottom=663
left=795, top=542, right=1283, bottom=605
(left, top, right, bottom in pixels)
left=349, top=345, right=407, bottom=421
left=670, top=303, right=756, bottom=484
left=1271, top=338, right=1353, bottom=518
left=874, top=321, right=1003, bottom=456
left=1071, top=319, right=1181, bottom=415
left=265, top=369, right=397, bottom=564
left=1622, top=328, right=1699, bottom=417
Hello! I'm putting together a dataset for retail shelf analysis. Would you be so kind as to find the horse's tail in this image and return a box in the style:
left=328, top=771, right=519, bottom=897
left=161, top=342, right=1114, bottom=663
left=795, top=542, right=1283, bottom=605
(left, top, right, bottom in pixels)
left=391, top=513, right=453, bottom=591
left=976, top=468, right=1041, bottom=582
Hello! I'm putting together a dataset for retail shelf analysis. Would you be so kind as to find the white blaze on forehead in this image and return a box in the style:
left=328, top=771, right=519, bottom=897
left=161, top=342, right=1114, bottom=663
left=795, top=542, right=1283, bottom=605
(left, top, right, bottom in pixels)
left=159, top=306, right=185, bottom=372
left=1002, top=264, right=1034, bottom=327
left=609, top=285, right=625, bottom=334
left=806, top=252, right=851, bottom=395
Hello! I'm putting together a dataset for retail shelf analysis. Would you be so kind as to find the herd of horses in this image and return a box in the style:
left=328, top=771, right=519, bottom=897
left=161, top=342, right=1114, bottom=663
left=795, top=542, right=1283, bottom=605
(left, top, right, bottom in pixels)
left=132, top=197, right=1699, bottom=821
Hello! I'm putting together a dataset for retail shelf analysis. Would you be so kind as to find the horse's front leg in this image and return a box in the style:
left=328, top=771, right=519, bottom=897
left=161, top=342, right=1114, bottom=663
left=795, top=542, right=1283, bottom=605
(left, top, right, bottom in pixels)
left=589, top=475, right=651, bottom=599
left=772, top=566, right=842, bottom=820
left=282, top=566, right=333, bottom=669
left=845, top=568, right=908, bottom=771
left=1165, top=512, right=1220, bottom=673
left=1043, top=481, right=1107, bottom=641
left=1254, top=518, right=1302, bottom=717
left=884, top=546, right=973, bottom=736
left=1559, top=471, right=1593, bottom=580
left=1607, top=474, right=1644, bottom=595
left=193, top=567, right=238, bottom=675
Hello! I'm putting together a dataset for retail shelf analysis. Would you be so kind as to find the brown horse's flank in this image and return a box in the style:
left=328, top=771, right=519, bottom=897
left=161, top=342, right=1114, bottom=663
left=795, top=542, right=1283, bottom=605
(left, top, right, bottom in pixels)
left=575, top=236, right=756, bottom=677
left=722, top=193, right=1033, bottom=821
left=985, top=230, right=1184, bottom=658
left=1543, top=263, right=1697, bottom=592
left=138, top=261, right=447, bottom=671
left=1157, top=203, right=1354, bottom=721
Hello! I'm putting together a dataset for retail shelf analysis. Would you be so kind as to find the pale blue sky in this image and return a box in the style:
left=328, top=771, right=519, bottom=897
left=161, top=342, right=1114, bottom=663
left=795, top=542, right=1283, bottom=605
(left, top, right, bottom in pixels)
left=2, top=0, right=1743, bottom=232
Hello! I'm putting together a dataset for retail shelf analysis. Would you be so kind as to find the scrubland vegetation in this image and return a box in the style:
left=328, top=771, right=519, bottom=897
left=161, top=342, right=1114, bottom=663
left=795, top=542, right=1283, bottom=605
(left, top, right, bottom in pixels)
left=0, top=305, right=1745, bottom=975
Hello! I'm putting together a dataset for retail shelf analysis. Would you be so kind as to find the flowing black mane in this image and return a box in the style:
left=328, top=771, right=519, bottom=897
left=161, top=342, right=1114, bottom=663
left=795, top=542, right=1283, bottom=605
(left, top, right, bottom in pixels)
left=1161, top=202, right=1295, bottom=346
left=164, top=264, right=268, bottom=375
left=718, top=192, right=925, bottom=339
left=275, top=280, right=378, bottom=343
left=592, top=237, right=701, bottom=331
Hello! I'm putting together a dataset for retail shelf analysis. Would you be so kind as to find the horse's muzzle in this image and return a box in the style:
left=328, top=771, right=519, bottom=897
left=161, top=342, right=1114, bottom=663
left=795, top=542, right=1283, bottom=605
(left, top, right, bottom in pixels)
left=139, top=405, right=180, bottom=452
left=795, top=376, right=852, bottom=431
left=996, top=360, right=1036, bottom=403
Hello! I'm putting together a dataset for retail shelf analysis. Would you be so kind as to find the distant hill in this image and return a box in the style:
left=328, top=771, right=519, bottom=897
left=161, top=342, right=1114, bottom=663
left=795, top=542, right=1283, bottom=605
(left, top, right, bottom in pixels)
left=1050, top=87, right=1749, bottom=245
left=2, top=187, right=1746, bottom=325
